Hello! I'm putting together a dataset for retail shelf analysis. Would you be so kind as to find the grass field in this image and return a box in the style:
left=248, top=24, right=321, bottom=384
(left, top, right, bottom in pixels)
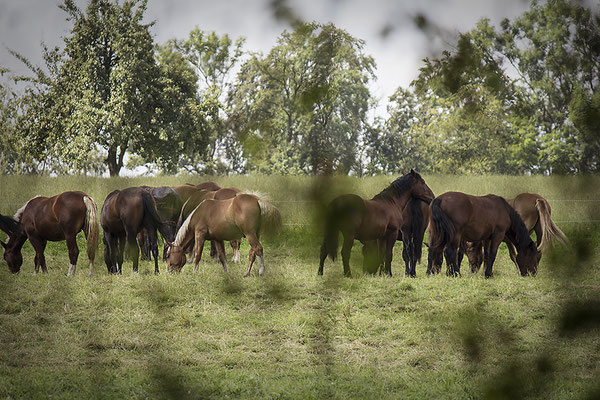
left=1, top=174, right=600, bottom=399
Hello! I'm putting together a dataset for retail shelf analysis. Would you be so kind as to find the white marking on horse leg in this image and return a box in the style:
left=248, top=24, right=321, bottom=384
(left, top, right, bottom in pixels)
left=67, top=263, right=76, bottom=276
left=89, top=262, right=94, bottom=276
left=233, top=248, right=240, bottom=264
left=258, top=256, right=265, bottom=276
left=221, top=259, right=229, bottom=274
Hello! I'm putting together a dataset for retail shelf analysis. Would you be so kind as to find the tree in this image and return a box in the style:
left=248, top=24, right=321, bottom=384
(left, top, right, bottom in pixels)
left=11, top=0, right=201, bottom=176
left=167, top=29, right=246, bottom=174
left=228, top=22, right=375, bottom=174
left=411, top=0, right=600, bottom=174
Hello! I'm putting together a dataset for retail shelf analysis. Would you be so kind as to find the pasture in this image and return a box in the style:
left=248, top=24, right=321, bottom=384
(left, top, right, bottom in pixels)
left=1, top=174, right=600, bottom=399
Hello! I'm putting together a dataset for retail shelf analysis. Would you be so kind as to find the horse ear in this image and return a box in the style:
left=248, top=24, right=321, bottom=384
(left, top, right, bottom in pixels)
left=410, top=168, right=415, bottom=175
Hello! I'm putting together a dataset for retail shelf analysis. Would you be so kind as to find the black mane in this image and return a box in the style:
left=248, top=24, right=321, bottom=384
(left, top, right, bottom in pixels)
left=372, top=174, right=413, bottom=202
left=502, top=198, right=534, bottom=251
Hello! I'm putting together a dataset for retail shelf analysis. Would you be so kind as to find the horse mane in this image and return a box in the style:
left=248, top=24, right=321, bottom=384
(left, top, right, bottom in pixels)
left=372, top=174, right=412, bottom=202
left=501, top=197, right=533, bottom=250
left=13, top=196, right=40, bottom=222
left=174, top=205, right=200, bottom=247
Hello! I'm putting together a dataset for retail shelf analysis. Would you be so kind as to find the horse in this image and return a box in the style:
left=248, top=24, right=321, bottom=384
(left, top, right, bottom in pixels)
left=318, top=170, right=435, bottom=277
left=0, top=191, right=99, bottom=275
left=177, top=187, right=243, bottom=263
left=101, top=187, right=172, bottom=274
left=464, top=193, right=569, bottom=273
left=166, top=193, right=281, bottom=277
left=428, top=192, right=538, bottom=278
left=400, top=197, right=429, bottom=277
left=138, top=186, right=182, bottom=261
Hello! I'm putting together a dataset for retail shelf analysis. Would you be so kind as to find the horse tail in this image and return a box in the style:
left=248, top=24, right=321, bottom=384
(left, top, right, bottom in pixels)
left=257, top=197, right=282, bottom=235
left=321, top=203, right=340, bottom=262
left=82, top=196, right=99, bottom=265
left=141, top=190, right=169, bottom=239
left=535, top=197, right=569, bottom=251
left=430, top=198, right=454, bottom=250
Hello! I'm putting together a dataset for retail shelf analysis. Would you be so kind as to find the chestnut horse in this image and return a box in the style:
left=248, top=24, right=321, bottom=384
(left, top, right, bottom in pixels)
left=465, top=193, right=569, bottom=273
left=101, top=187, right=172, bottom=274
left=166, top=194, right=281, bottom=276
left=318, top=170, right=435, bottom=277
left=428, top=192, right=538, bottom=278
left=0, top=191, right=99, bottom=275
left=177, top=187, right=243, bottom=263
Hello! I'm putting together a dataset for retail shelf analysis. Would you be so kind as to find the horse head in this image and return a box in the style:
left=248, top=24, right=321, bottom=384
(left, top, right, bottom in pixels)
left=409, top=169, right=435, bottom=204
left=165, top=240, right=186, bottom=273
left=516, top=240, right=538, bottom=276
left=1, top=239, right=23, bottom=274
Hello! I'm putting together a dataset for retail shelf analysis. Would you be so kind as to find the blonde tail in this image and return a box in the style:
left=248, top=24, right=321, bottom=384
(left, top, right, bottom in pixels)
left=83, top=196, right=99, bottom=272
left=257, top=198, right=282, bottom=235
left=536, top=198, right=569, bottom=252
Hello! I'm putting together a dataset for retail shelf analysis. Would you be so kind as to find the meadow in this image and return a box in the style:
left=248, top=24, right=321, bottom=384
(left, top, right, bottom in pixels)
left=1, top=174, right=600, bottom=399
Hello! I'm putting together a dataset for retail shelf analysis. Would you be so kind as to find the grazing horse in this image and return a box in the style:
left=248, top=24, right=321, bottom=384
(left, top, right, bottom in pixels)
left=138, top=186, right=182, bottom=261
left=101, top=187, right=172, bottom=274
left=400, top=198, right=430, bottom=277
left=177, top=187, right=243, bottom=263
left=428, top=192, right=538, bottom=278
left=465, top=193, right=569, bottom=273
left=166, top=194, right=281, bottom=277
left=318, top=170, right=435, bottom=277
left=0, top=191, right=99, bottom=275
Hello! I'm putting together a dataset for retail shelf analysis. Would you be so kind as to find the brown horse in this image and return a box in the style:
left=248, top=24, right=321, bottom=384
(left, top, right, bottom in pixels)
left=166, top=194, right=281, bottom=276
left=0, top=191, right=99, bottom=275
left=318, top=170, right=435, bottom=277
left=400, top=198, right=430, bottom=277
left=177, top=187, right=243, bottom=263
left=465, top=193, right=569, bottom=273
left=101, top=187, right=172, bottom=274
left=428, top=192, right=538, bottom=278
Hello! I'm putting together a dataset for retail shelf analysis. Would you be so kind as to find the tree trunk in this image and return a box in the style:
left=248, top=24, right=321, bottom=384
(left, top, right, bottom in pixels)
left=106, top=144, right=126, bottom=177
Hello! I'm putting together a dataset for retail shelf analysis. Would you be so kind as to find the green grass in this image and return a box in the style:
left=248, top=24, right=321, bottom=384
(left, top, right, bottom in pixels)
left=1, top=174, right=600, bottom=399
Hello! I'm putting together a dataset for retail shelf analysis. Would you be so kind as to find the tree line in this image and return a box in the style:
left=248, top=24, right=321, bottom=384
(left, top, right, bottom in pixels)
left=0, top=0, right=598, bottom=176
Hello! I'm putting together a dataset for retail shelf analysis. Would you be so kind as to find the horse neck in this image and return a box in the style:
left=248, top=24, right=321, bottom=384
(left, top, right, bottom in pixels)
left=390, top=191, right=413, bottom=211
left=7, top=231, right=27, bottom=251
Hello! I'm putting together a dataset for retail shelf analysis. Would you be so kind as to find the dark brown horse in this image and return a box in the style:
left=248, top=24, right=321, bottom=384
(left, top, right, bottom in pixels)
left=166, top=194, right=281, bottom=276
left=400, top=198, right=430, bottom=277
left=428, top=192, right=538, bottom=278
left=318, top=170, right=435, bottom=277
left=101, top=187, right=172, bottom=274
left=465, top=193, right=569, bottom=273
left=177, top=187, right=243, bottom=263
left=0, top=191, right=99, bottom=275
left=138, top=186, right=182, bottom=261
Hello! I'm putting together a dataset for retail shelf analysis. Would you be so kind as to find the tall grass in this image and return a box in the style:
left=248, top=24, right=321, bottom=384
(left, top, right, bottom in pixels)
left=0, top=174, right=599, bottom=399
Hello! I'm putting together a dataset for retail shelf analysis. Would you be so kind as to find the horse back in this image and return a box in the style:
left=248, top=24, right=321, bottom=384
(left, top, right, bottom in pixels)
left=436, top=192, right=510, bottom=241
left=509, top=193, right=542, bottom=232
left=23, top=191, right=87, bottom=240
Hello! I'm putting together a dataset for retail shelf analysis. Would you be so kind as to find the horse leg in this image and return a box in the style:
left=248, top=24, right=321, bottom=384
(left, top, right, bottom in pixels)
left=533, top=223, right=543, bottom=265
left=147, top=228, right=160, bottom=274
left=193, top=232, right=206, bottom=273
left=231, top=240, right=241, bottom=264
left=244, top=233, right=264, bottom=277
left=384, top=231, right=397, bottom=277
left=400, top=231, right=412, bottom=277
left=319, top=243, right=328, bottom=275
left=484, top=236, right=503, bottom=278
left=504, top=239, right=518, bottom=271
left=215, top=240, right=230, bottom=274
left=65, top=234, right=80, bottom=276
left=341, top=233, right=354, bottom=277
left=126, top=229, right=139, bottom=273
left=30, top=237, right=47, bottom=274
left=444, top=237, right=461, bottom=277
left=210, top=240, right=217, bottom=258
left=116, top=236, right=125, bottom=275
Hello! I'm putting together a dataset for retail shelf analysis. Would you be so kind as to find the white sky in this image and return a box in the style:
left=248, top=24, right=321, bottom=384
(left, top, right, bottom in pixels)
left=0, top=0, right=532, bottom=114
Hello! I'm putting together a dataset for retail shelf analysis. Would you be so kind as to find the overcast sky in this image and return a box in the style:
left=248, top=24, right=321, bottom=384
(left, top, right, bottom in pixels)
left=0, top=0, right=532, bottom=111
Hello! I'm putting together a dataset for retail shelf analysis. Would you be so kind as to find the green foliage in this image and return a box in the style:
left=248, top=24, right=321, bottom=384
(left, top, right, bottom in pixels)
left=228, top=22, right=375, bottom=174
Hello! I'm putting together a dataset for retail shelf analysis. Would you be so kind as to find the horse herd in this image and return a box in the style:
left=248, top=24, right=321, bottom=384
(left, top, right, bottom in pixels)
left=0, top=171, right=568, bottom=279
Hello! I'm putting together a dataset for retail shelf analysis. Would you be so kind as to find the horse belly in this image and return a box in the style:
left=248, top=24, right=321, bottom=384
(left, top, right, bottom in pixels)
left=208, top=222, right=242, bottom=241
